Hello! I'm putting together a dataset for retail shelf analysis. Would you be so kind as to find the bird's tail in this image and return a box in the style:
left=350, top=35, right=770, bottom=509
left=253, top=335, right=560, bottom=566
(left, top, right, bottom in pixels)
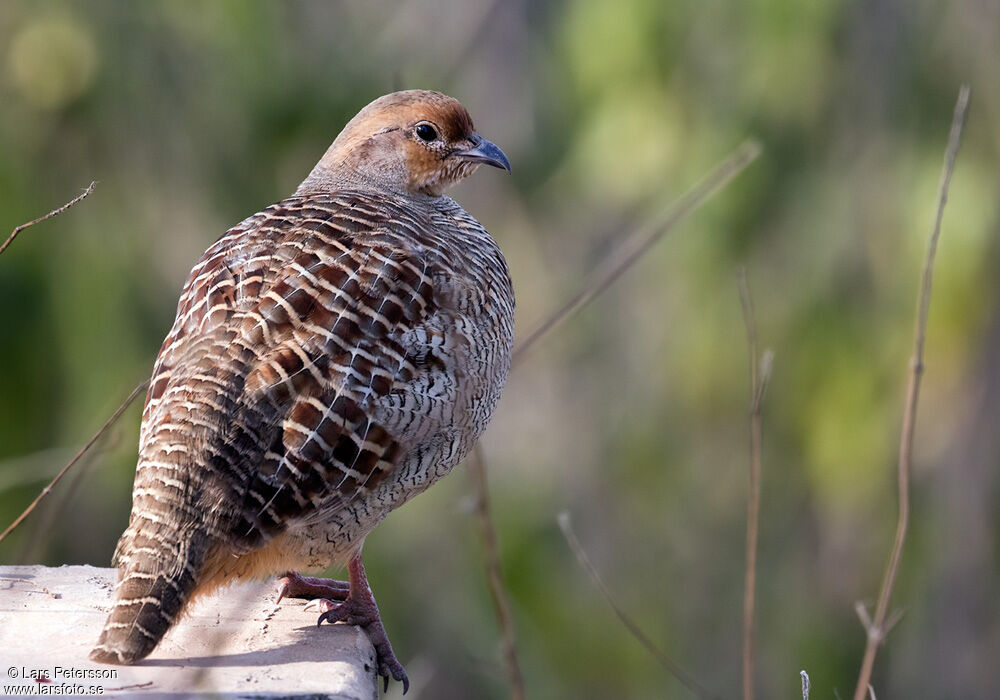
left=90, top=528, right=210, bottom=665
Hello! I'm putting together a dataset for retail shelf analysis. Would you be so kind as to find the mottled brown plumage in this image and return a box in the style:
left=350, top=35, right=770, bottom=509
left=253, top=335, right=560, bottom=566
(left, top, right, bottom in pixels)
left=90, top=90, right=514, bottom=690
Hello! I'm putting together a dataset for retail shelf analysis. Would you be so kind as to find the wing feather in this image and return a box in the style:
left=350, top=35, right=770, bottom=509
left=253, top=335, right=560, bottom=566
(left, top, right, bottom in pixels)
left=141, top=192, right=453, bottom=550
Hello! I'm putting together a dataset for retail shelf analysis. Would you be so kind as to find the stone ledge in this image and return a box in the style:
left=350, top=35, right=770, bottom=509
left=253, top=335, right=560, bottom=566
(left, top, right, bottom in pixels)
left=0, top=565, right=378, bottom=699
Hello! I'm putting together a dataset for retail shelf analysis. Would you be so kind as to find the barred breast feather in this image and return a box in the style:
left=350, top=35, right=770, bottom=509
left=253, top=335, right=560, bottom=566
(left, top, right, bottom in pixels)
left=90, top=189, right=514, bottom=663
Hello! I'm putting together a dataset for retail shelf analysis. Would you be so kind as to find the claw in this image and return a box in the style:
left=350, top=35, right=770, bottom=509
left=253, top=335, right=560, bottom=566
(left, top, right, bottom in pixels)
left=316, top=604, right=348, bottom=626
left=287, top=560, right=408, bottom=693
left=377, top=662, right=409, bottom=694
left=275, top=577, right=290, bottom=604
left=303, top=598, right=336, bottom=614
left=394, top=668, right=409, bottom=694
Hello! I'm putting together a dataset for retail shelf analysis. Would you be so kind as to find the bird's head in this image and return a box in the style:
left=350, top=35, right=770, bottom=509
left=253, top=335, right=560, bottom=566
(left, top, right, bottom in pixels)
left=298, top=90, right=510, bottom=197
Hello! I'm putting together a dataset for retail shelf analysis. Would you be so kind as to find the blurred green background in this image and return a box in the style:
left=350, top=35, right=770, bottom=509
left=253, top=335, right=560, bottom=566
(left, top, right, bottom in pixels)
left=1, top=1, right=998, bottom=698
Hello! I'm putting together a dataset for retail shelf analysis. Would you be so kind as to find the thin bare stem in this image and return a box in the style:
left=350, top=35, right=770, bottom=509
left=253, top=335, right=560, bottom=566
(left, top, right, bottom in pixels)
left=557, top=511, right=717, bottom=700
left=468, top=445, right=526, bottom=700
left=737, top=269, right=773, bottom=700
left=16, top=428, right=122, bottom=563
left=513, top=140, right=762, bottom=364
left=851, top=84, right=970, bottom=700
left=0, top=182, right=96, bottom=257
left=467, top=137, right=760, bottom=695
left=0, top=380, right=148, bottom=544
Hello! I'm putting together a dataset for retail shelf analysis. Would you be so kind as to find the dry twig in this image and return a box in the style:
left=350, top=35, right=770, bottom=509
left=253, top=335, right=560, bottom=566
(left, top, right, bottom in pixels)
left=0, top=182, right=96, bottom=257
left=468, top=445, right=526, bottom=700
left=0, top=180, right=139, bottom=548
left=15, top=429, right=123, bottom=563
left=850, top=84, right=970, bottom=700
left=468, top=138, right=762, bottom=695
left=558, top=511, right=717, bottom=700
left=0, top=381, right=148, bottom=544
left=513, top=140, right=762, bottom=364
left=737, top=269, right=773, bottom=700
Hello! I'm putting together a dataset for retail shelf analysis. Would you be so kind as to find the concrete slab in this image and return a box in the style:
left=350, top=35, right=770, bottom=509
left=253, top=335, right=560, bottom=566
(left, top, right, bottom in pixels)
left=0, top=565, right=378, bottom=699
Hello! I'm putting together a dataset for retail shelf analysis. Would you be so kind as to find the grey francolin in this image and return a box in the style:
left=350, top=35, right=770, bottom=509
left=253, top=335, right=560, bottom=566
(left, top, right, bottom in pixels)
left=90, top=90, right=515, bottom=691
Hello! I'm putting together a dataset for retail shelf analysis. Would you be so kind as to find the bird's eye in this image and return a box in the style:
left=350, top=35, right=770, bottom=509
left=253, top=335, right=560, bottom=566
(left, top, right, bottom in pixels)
left=415, top=124, right=438, bottom=142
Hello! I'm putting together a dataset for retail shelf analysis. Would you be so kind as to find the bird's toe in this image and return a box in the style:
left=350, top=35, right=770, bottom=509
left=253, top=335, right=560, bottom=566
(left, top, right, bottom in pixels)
left=277, top=571, right=351, bottom=603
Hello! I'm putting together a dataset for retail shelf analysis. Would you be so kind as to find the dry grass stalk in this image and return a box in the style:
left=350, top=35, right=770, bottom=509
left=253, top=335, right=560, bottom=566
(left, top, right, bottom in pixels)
left=513, top=139, right=762, bottom=364
left=850, top=84, right=970, bottom=700
left=15, top=429, right=124, bottom=563
left=468, top=445, right=526, bottom=700
left=0, top=380, right=148, bottom=544
left=0, top=180, right=134, bottom=547
left=468, top=137, right=762, bottom=695
left=737, top=269, right=773, bottom=700
left=0, top=182, right=96, bottom=257
left=557, top=511, right=717, bottom=700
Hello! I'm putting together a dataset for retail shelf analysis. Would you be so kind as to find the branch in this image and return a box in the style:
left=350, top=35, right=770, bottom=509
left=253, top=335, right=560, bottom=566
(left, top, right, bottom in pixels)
left=468, top=445, right=526, bottom=700
left=557, top=511, right=717, bottom=700
left=737, top=269, right=773, bottom=700
left=850, top=84, right=970, bottom=700
left=513, top=140, right=762, bottom=364
left=0, top=182, right=96, bottom=258
left=0, top=380, right=148, bottom=544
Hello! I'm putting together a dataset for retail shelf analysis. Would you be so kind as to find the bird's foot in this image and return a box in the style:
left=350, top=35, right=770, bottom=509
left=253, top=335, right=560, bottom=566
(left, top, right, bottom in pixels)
left=276, top=571, right=350, bottom=603
left=316, top=594, right=409, bottom=693
left=277, top=562, right=408, bottom=693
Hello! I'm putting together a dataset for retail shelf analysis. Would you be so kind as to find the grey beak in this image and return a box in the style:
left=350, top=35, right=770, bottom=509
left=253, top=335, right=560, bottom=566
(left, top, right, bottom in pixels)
left=455, top=135, right=511, bottom=172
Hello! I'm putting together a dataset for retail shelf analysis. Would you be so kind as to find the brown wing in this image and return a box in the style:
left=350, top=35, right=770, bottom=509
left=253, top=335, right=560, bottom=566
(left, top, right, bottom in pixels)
left=137, top=192, right=449, bottom=554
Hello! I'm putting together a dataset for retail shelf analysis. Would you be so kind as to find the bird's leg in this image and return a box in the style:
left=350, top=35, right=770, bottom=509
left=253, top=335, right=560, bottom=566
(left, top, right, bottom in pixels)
left=316, top=555, right=409, bottom=694
left=276, top=571, right=350, bottom=603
